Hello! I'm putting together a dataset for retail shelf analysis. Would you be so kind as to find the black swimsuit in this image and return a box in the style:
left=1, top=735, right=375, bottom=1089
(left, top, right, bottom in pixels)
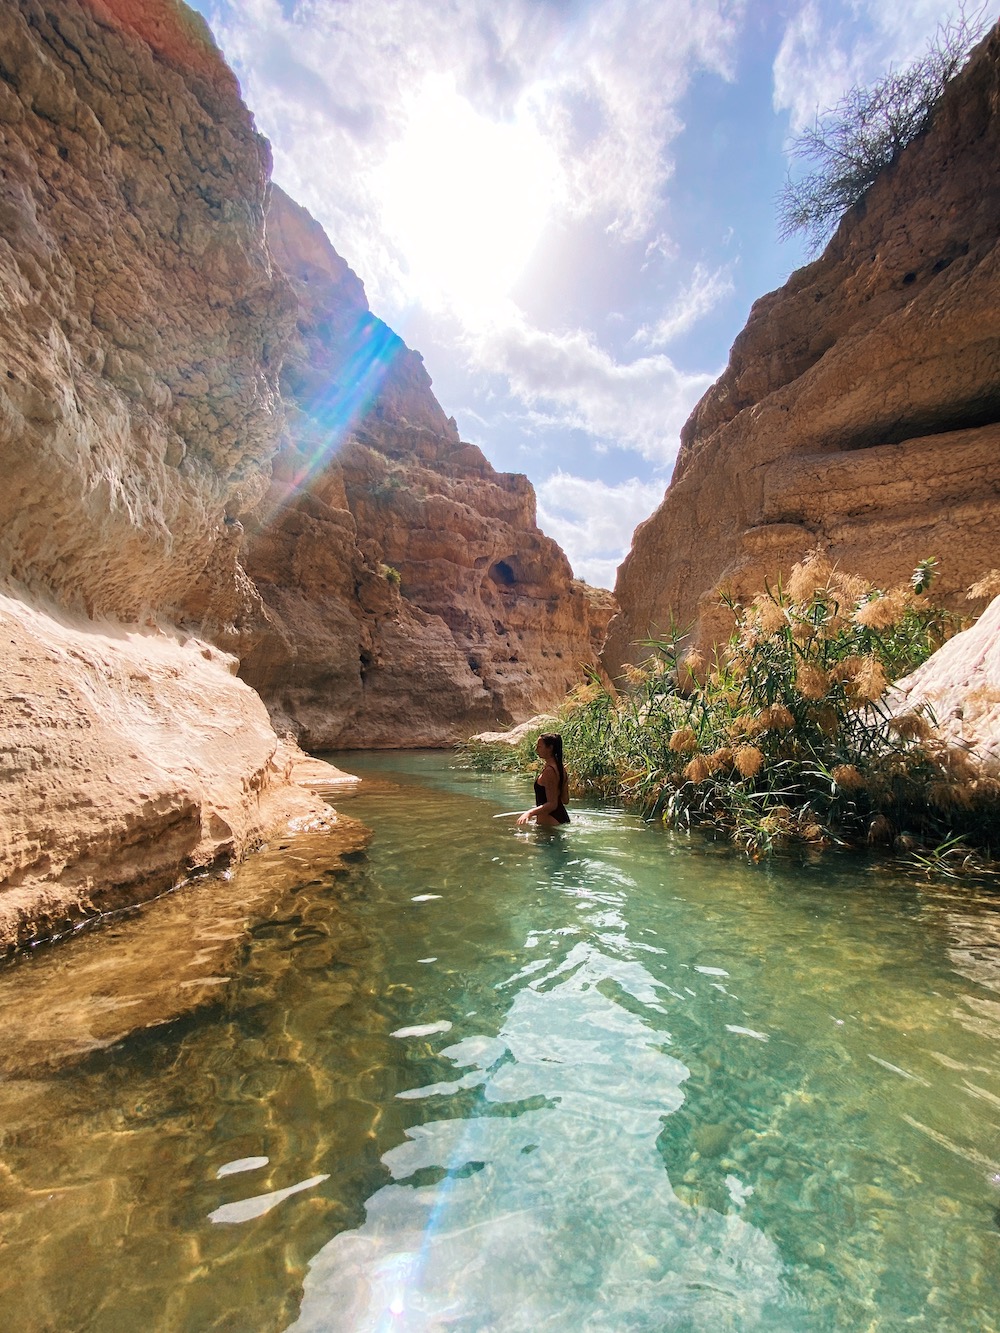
left=534, top=777, right=570, bottom=824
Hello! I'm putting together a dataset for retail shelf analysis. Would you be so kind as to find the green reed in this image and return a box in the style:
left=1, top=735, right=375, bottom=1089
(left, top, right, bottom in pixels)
left=462, top=554, right=1000, bottom=861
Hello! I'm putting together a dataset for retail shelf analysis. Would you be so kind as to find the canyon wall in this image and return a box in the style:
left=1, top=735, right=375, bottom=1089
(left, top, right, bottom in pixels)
left=0, top=2, right=321, bottom=950
left=0, top=1, right=601, bottom=947
left=604, top=23, right=1000, bottom=674
left=239, top=187, right=609, bottom=748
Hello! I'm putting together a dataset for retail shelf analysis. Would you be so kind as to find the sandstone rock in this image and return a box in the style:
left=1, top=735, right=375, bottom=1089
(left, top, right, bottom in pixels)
left=0, top=2, right=339, bottom=949
left=0, top=0, right=292, bottom=627
left=604, top=24, right=1000, bottom=675
left=889, top=596, right=1000, bottom=775
left=0, top=591, right=360, bottom=955
left=0, top=809, right=369, bottom=1073
left=240, top=186, right=609, bottom=747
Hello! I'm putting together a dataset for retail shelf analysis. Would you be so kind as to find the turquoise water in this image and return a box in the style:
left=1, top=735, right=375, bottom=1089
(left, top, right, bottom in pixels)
left=1, top=750, right=999, bottom=1330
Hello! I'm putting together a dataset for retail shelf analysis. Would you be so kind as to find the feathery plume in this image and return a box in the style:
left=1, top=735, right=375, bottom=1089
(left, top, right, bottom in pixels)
left=889, top=711, right=932, bottom=741
left=831, top=764, right=865, bottom=791
left=787, top=552, right=833, bottom=603
left=853, top=590, right=907, bottom=629
left=751, top=594, right=788, bottom=637
left=708, top=747, right=734, bottom=772
left=683, top=755, right=712, bottom=783
left=967, top=570, right=1000, bottom=600
left=814, top=706, right=839, bottom=737
left=796, top=662, right=830, bottom=701
left=759, top=703, right=795, bottom=732
left=669, top=726, right=698, bottom=754
left=734, top=745, right=765, bottom=778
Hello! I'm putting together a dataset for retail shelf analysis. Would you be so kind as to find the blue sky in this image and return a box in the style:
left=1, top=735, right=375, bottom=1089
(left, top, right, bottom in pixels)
left=187, top=0, right=978, bottom=587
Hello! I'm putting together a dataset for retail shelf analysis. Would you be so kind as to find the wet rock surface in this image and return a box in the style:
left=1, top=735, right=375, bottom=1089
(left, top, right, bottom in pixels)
left=0, top=810, right=369, bottom=1074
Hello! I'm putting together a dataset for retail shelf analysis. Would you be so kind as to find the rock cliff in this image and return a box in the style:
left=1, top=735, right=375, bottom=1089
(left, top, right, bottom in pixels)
left=0, top=0, right=347, bottom=952
left=0, top=0, right=602, bottom=947
left=604, top=23, right=1000, bottom=674
left=239, top=187, right=608, bottom=748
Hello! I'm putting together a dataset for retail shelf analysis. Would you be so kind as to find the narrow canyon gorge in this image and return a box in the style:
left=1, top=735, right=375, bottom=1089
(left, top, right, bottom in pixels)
left=0, top=0, right=607, bottom=951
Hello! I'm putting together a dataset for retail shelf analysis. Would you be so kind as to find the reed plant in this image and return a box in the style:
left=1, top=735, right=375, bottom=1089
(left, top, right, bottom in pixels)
left=463, top=553, right=999, bottom=859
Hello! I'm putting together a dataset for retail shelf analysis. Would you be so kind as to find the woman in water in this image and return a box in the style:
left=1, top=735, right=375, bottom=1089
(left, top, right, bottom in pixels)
left=517, top=732, right=570, bottom=826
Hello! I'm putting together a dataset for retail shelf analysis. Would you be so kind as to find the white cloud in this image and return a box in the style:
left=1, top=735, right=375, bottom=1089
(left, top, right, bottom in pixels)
left=198, top=0, right=745, bottom=311
left=773, top=0, right=971, bottom=133
left=536, top=471, right=665, bottom=588
left=632, top=262, right=735, bottom=348
left=467, top=307, right=718, bottom=465
left=188, top=1, right=741, bottom=466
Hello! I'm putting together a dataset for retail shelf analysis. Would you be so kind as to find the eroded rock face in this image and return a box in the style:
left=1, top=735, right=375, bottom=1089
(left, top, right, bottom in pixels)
left=0, top=0, right=292, bottom=626
left=0, top=1, right=332, bottom=949
left=890, top=596, right=1000, bottom=776
left=240, top=187, right=608, bottom=747
left=604, top=24, right=1000, bottom=674
left=0, top=592, right=359, bottom=955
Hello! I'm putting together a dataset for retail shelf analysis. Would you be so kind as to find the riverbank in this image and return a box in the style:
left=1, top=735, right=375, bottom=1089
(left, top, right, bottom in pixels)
left=466, top=561, right=1000, bottom=864
left=0, top=799, right=370, bottom=1076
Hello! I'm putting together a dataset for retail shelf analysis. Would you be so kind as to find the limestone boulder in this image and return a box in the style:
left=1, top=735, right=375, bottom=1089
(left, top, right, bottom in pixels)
left=0, top=591, right=357, bottom=955
left=890, top=596, right=1000, bottom=776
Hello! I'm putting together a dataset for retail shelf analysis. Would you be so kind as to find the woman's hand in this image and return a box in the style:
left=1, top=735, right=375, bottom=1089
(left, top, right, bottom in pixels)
left=516, top=811, right=533, bottom=826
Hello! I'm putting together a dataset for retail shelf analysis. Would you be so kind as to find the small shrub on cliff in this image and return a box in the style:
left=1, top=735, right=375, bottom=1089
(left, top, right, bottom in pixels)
left=463, top=554, right=998, bottom=859
left=380, top=563, right=402, bottom=587
left=778, top=8, right=989, bottom=252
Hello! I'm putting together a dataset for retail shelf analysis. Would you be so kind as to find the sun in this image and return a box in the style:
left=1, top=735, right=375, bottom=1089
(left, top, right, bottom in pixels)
left=376, top=76, right=560, bottom=319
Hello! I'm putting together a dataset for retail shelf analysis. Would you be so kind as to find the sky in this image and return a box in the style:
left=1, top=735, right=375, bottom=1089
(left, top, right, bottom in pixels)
left=187, top=0, right=980, bottom=588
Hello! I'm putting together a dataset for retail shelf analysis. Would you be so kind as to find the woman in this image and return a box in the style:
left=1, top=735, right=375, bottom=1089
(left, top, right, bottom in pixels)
left=517, top=733, right=570, bottom=826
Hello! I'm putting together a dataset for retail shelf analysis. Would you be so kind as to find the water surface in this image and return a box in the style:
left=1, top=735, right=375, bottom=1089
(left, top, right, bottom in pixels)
left=1, top=751, right=999, bottom=1330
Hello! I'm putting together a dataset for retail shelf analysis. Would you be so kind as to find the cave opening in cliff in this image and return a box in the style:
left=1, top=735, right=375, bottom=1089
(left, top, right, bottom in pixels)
left=489, top=559, right=518, bottom=588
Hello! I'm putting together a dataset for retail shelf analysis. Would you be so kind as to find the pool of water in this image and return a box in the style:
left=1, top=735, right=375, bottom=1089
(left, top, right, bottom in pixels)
left=1, top=750, right=999, bottom=1331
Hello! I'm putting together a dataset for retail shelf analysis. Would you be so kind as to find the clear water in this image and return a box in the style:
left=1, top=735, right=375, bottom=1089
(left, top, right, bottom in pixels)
left=1, top=751, right=1000, bottom=1331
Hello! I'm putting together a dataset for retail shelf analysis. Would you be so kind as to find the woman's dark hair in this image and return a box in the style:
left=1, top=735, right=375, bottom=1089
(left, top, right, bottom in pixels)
left=540, top=732, right=569, bottom=802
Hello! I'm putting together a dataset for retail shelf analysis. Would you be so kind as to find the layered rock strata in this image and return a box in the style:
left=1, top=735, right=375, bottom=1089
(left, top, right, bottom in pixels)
left=604, top=23, right=1000, bottom=674
left=240, top=187, right=608, bottom=748
left=0, top=0, right=602, bottom=946
left=0, top=0, right=346, bottom=950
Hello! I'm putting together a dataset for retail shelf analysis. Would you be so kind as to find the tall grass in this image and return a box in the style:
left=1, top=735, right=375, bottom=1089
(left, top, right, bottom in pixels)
left=463, top=553, right=999, bottom=859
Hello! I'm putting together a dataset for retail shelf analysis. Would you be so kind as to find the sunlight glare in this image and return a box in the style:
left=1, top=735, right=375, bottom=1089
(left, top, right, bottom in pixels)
left=377, top=76, right=559, bottom=319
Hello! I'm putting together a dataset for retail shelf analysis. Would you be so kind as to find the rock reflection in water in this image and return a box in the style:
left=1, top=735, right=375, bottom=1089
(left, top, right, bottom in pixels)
left=0, top=752, right=999, bottom=1331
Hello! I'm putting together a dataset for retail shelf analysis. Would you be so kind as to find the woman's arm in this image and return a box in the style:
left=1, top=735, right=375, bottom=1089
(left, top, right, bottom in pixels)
left=516, top=767, right=560, bottom=825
